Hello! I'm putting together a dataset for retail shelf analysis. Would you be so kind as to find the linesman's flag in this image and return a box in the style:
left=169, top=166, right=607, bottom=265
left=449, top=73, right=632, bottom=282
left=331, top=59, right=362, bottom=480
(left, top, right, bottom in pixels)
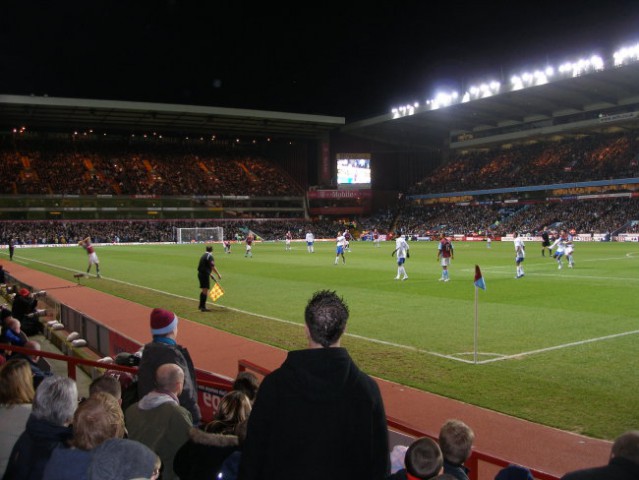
left=208, top=282, right=225, bottom=302
left=474, top=265, right=486, bottom=291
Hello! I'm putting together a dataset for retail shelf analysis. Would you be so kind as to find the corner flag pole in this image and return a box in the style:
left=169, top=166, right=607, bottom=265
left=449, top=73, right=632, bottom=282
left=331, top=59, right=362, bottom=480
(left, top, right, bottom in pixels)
left=474, top=284, right=479, bottom=365
left=473, top=265, right=486, bottom=365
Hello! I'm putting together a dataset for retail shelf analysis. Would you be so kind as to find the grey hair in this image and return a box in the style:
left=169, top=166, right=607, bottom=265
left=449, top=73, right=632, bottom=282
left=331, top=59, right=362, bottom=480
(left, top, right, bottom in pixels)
left=32, top=376, right=78, bottom=425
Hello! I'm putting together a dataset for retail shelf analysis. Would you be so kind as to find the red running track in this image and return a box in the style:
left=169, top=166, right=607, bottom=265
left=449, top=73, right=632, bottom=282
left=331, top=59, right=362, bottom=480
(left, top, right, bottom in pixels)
left=4, top=261, right=612, bottom=479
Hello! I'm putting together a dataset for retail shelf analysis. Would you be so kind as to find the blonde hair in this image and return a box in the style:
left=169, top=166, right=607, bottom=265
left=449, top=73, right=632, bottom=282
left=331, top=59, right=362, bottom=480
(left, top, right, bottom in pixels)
left=0, top=358, right=35, bottom=405
left=205, top=390, right=252, bottom=435
left=71, top=392, right=125, bottom=450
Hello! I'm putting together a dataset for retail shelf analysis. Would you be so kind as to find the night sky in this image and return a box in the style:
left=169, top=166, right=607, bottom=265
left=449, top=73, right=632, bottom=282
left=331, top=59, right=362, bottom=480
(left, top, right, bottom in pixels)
left=3, top=1, right=639, bottom=121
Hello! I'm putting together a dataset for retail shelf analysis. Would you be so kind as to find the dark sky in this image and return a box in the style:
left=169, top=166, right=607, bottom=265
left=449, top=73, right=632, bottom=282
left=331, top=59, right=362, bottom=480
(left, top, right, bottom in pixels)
left=3, top=1, right=639, bottom=121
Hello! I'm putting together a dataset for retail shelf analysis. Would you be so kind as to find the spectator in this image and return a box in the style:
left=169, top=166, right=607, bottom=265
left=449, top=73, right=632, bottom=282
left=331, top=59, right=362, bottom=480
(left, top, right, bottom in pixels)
left=137, top=308, right=201, bottom=425
left=389, top=436, right=444, bottom=480
left=560, top=430, right=639, bottom=480
left=3, top=376, right=77, bottom=480
left=10, top=339, right=54, bottom=389
left=232, top=371, right=260, bottom=404
left=87, top=438, right=161, bottom=480
left=174, top=390, right=249, bottom=480
left=88, top=374, right=122, bottom=403
left=495, top=465, right=534, bottom=480
left=238, top=290, right=389, bottom=480
left=0, top=358, right=35, bottom=474
left=0, top=317, right=27, bottom=347
left=217, top=420, right=249, bottom=480
left=42, top=392, right=126, bottom=480
left=126, top=363, right=196, bottom=480
left=10, top=288, right=41, bottom=336
left=439, top=419, right=475, bottom=480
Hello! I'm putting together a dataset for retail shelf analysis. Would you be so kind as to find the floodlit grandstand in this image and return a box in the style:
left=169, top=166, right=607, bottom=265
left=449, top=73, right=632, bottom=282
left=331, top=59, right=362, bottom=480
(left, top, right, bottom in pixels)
left=3, top=31, right=639, bottom=480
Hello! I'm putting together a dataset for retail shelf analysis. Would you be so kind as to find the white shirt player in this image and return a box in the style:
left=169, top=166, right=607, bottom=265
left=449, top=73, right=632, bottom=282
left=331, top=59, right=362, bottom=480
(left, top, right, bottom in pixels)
left=305, top=231, right=315, bottom=253
left=395, top=236, right=409, bottom=259
left=394, top=235, right=409, bottom=280
left=514, top=237, right=525, bottom=258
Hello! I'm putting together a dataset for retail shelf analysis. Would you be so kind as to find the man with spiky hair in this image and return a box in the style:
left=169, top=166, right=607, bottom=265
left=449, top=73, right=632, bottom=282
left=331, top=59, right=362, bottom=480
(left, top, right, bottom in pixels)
left=238, top=290, right=389, bottom=480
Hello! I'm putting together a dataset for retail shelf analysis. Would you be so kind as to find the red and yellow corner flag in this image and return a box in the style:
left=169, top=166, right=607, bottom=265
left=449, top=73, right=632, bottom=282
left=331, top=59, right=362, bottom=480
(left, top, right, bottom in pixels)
left=474, top=265, right=486, bottom=290
left=208, top=282, right=225, bottom=302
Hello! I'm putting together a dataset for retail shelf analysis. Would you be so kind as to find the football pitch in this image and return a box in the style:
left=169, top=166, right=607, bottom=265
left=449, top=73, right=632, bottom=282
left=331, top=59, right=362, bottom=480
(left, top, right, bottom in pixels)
left=7, top=239, right=639, bottom=439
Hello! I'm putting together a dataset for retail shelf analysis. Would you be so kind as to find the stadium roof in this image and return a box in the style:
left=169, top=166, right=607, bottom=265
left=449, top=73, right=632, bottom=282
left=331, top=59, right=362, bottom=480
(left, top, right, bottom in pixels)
left=0, top=94, right=344, bottom=140
left=4, top=62, right=639, bottom=149
left=341, top=62, right=639, bottom=151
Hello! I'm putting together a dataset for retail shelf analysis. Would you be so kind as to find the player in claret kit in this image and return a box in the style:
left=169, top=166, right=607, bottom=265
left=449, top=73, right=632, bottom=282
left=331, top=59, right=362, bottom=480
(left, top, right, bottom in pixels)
left=285, top=230, right=293, bottom=251
left=78, top=236, right=101, bottom=278
left=245, top=234, right=254, bottom=258
left=437, top=233, right=454, bottom=282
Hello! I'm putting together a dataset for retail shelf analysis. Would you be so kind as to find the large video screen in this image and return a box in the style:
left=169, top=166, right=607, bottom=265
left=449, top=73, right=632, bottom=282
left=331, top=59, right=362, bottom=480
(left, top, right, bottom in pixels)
left=337, top=154, right=371, bottom=186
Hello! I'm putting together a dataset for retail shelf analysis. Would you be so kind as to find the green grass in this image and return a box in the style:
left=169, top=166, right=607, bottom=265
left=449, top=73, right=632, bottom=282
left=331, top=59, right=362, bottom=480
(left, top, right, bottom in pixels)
left=6, top=239, right=639, bottom=440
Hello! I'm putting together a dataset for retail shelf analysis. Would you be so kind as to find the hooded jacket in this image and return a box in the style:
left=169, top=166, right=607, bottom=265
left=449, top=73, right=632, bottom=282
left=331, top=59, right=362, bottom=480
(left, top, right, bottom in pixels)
left=238, top=347, right=389, bottom=480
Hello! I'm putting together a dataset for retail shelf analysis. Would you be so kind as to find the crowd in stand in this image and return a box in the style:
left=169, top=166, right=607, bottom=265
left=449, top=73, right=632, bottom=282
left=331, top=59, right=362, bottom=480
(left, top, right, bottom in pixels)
left=2, top=287, right=638, bottom=480
left=410, top=132, right=639, bottom=195
left=388, top=197, right=639, bottom=238
left=0, top=137, right=304, bottom=197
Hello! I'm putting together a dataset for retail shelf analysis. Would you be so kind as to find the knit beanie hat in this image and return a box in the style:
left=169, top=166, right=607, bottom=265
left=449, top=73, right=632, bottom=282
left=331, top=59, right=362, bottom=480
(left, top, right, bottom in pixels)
left=19, top=288, right=30, bottom=297
left=495, top=465, right=535, bottom=480
left=150, top=308, right=178, bottom=336
left=88, top=438, right=159, bottom=480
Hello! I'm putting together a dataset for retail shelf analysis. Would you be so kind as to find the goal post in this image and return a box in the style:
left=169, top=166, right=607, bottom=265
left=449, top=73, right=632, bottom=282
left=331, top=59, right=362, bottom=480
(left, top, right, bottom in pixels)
left=175, top=227, right=224, bottom=244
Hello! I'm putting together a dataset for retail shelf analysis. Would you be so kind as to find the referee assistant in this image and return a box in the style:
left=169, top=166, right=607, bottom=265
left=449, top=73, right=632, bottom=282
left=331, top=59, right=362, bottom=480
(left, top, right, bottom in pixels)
left=197, top=245, right=222, bottom=312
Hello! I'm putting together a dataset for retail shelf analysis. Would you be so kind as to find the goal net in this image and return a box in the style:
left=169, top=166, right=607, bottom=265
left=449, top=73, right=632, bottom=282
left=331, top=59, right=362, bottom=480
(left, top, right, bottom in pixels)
left=175, top=227, right=224, bottom=244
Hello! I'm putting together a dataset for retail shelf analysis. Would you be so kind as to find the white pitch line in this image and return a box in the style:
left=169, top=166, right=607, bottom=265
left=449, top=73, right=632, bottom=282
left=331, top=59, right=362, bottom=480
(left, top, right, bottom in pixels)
left=13, top=255, right=480, bottom=363
left=476, top=329, right=639, bottom=364
left=12, top=255, right=639, bottom=365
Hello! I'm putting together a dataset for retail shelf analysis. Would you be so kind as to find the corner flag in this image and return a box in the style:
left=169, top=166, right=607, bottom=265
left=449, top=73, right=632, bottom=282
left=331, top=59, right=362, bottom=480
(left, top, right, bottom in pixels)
left=208, top=282, right=225, bottom=302
left=474, top=265, right=486, bottom=290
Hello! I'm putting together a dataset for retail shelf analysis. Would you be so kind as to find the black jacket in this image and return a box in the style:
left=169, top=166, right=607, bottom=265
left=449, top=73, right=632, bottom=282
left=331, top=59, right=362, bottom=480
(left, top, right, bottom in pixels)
left=561, top=457, right=639, bottom=480
left=238, top=347, right=389, bottom=480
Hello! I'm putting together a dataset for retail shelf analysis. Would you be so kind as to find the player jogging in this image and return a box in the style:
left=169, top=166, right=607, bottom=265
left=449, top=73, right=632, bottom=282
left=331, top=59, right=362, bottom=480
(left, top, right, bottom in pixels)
left=343, top=229, right=352, bottom=252
left=285, top=231, right=292, bottom=251
left=373, top=229, right=380, bottom=248
left=245, top=234, right=254, bottom=258
left=78, top=236, right=101, bottom=278
left=334, top=232, right=347, bottom=265
left=392, top=234, right=409, bottom=280
left=437, top=233, right=454, bottom=282
left=550, top=231, right=568, bottom=269
left=305, top=230, right=315, bottom=253
left=565, top=230, right=575, bottom=268
left=514, top=232, right=525, bottom=278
